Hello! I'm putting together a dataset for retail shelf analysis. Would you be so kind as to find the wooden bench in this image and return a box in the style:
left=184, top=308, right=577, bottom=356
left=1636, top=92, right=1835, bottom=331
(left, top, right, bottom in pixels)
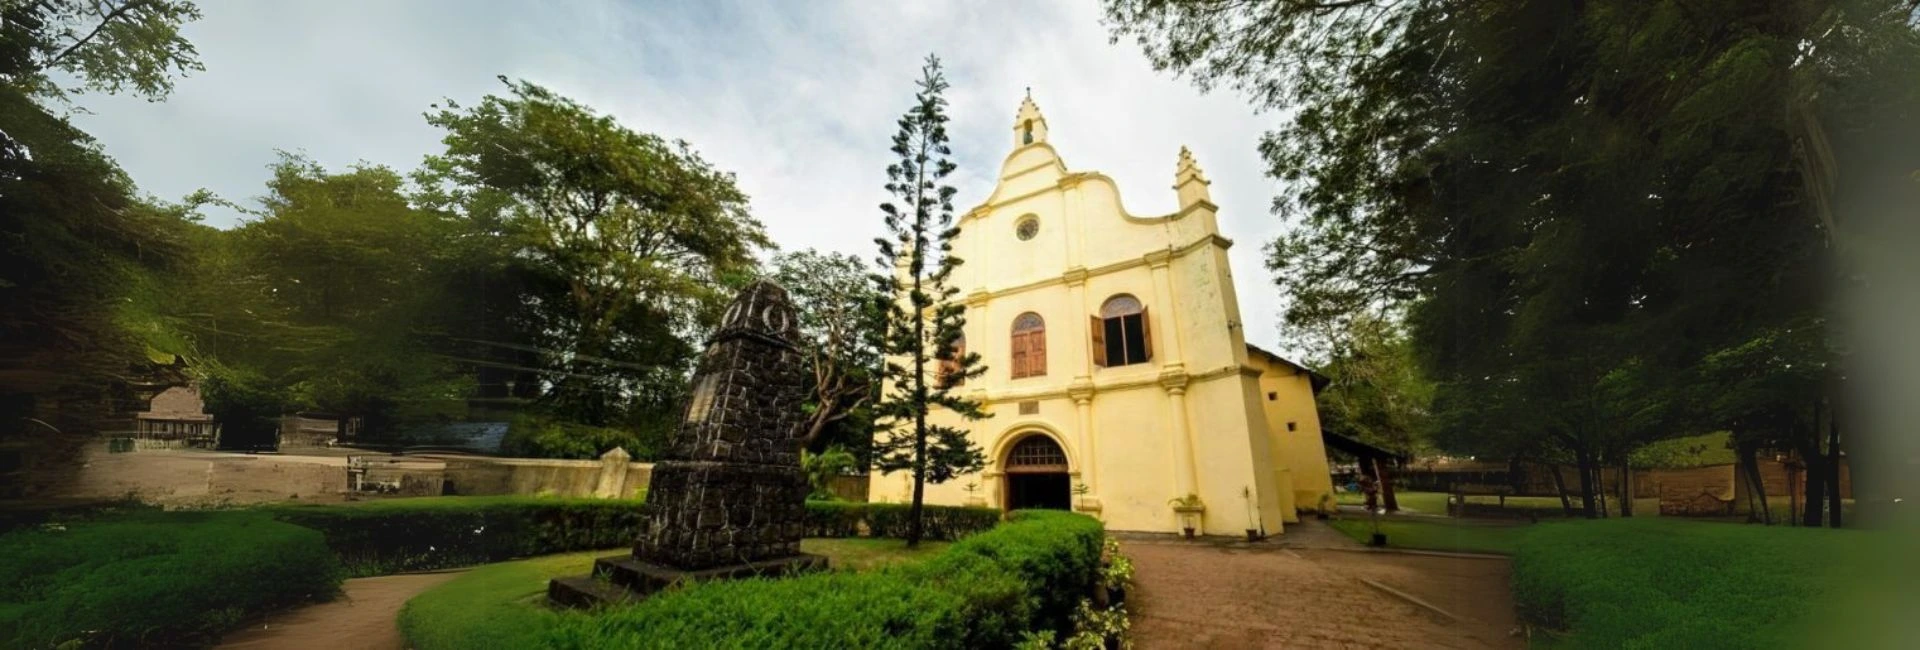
left=1449, top=483, right=1516, bottom=516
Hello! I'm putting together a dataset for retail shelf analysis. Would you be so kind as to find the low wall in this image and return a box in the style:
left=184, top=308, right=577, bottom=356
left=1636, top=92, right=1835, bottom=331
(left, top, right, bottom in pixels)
left=55, top=443, right=655, bottom=506
left=439, top=455, right=651, bottom=499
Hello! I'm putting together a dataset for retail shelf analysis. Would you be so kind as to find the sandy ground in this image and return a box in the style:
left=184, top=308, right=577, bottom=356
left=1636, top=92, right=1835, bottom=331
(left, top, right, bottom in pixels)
left=216, top=571, right=463, bottom=650
left=1123, top=522, right=1521, bottom=650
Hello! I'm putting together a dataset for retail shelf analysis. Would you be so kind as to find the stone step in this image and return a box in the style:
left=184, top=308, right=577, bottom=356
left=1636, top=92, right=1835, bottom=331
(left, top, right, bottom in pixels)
left=546, top=576, right=638, bottom=610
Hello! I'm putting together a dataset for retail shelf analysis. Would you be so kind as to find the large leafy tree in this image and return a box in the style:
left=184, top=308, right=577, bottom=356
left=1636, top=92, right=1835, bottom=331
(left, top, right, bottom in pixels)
left=1314, top=315, right=1433, bottom=456
left=1107, top=0, right=1919, bottom=520
left=0, top=0, right=202, bottom=429
left=227, top=155, right=471, bottom=436
left=1, top=0, right=203, bottom=104
left=415, top=77, right=771, bottom=429
left=870, top=56, right=986, bottom=547
left=771, top=249, right=883, bottom=466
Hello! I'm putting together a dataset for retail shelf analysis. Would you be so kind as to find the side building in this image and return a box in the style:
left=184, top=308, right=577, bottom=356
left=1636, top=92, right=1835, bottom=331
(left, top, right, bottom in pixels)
left=868, top=96, right=1334, bottom=536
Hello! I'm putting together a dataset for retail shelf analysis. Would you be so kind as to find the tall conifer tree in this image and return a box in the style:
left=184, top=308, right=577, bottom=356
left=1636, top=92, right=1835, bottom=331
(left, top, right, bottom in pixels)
left=870, top=55, right=986, bottom=547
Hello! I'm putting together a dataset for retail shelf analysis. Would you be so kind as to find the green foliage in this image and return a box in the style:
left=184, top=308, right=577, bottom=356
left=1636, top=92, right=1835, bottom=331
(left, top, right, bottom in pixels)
left=1511, top=518, right=1882, bottom=648
left=0, top=48, right=197, bottom=407
left=1630, top=431, right=1737, bottom=469
left=1314, top=315, right=1433, bottom=454
left=772, top=249, right=884, bottom=462
left=801, top=501, right=1001, bottom=541
left=264, top=496, right=647, bottom=577
left=500, top=412, right=664, bottom=461
left=0, top=511, right=341, bottom=648
left=869, top=55, right=989, bottom=545
left=416, top=77, right=770, bottom=427
left=1104, top=0, right=1920, bottom=520
left=1, top=0, right=204, bottom=104
left=200, top=365, right=290, bottom=450
left=801, top=445, right=859, bottom=499
left=503, top=510, right=1102, bottom=650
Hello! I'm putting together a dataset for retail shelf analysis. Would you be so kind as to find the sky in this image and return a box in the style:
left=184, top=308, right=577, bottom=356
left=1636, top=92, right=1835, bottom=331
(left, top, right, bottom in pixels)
left=70, top=0, right=1306, bottom=356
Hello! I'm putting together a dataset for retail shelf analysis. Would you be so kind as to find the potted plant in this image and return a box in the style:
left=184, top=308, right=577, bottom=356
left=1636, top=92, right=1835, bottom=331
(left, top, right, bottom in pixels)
left=1167, top=493, right=1205, bottom=539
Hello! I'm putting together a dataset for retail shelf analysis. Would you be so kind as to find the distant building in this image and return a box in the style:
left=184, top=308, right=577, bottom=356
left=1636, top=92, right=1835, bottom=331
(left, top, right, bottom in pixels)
left=868, top=96, right=1335, bottom=537
left=134, top=385, right=215, bottom=447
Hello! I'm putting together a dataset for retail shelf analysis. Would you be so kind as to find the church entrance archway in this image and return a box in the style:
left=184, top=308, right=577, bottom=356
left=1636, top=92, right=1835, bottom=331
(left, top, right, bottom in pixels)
left=1003, top=433, right=1071, bottom=511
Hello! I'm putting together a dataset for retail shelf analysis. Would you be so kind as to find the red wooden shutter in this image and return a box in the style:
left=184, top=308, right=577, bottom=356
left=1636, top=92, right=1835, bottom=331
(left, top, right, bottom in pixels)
left=1140, top=306, right=1154, bottom=361
left=1032, top=330, right=1047, bottom=376
left=1011, top=333, right=1028, bottom=378
left=1090, top=315, right=1107, bottom=367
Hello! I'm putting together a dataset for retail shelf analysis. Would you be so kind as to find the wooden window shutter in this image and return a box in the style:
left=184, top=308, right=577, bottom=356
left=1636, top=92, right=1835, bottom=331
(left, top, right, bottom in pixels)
left=1011, top=333, right=1028, bottom=378
left=1090, top=315, right=1107, bottom=367
left=1140, top=306, right=1153, bottom=361
left=1032, top=330, right=1046, bottom=376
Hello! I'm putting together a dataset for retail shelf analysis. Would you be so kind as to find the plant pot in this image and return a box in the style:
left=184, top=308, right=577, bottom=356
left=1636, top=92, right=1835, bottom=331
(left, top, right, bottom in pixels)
left=1182, top=527, right=1195, bottom=539
left=1244, top=529, right=1259, bottom=542
left=1369, top=533, right=1388, bottom=547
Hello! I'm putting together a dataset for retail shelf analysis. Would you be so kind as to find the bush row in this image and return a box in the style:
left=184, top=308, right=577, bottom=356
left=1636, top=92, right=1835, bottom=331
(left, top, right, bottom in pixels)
left=268, top=496, right=999, bottom=577
left=0, top=511, right=342, bottom=649
left=802, top=501, right=1002, bottom=541
left=265, top=496, right=648, bottom=577
left=534, top=510, right=1106, bottom=649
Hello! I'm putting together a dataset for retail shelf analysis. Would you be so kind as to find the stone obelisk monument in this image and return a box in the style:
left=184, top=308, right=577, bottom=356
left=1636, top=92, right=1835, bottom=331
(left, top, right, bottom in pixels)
left=549, top=280, right=827, bottom=607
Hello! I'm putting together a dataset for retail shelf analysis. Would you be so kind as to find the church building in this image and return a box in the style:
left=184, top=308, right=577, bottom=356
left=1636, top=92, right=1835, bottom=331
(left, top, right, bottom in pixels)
left=868, top=96, right=1336, bottom=536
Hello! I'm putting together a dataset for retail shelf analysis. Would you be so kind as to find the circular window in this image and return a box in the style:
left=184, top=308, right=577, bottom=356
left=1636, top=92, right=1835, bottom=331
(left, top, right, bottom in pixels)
left=1016, top=216, right=1039, bottom=241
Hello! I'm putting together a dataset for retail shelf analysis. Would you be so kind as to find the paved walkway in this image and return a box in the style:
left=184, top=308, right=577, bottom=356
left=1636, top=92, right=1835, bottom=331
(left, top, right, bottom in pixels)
left=1120, top=519, right=1521, bottom=649
left=216, top=571, right=463, bottom=650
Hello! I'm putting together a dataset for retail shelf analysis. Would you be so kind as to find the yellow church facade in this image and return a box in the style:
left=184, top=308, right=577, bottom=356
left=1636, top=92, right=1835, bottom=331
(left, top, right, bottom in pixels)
left=868, top=97, right=1335, bottom=536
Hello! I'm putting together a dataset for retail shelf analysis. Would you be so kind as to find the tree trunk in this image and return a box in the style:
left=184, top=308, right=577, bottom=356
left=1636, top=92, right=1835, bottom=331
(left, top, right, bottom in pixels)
left=1618, top=461, right=1634, bottom=517
left=1802, top=452, right=1827, bottom=528
left=1737, top=437, right=1772, bottom=524
left=1826, top=402, right=1843, bottom=528
left=1547, top=460, right=1575, bottom=516
left=1379, top=460, right=1400, bottom=512
left=1575, top=449, right=1599, bottom=519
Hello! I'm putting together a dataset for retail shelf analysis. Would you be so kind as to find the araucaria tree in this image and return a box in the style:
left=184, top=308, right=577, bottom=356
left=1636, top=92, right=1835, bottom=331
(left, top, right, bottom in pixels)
left=870, top=55, right=987, bottom=547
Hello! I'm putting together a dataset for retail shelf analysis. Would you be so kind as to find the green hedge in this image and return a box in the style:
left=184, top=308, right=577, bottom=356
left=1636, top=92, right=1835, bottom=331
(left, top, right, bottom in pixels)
left=400, top=509, right=1103, bottom=649
left=268, top=497, right=996, bottom=577
left=1512, top=518, right=1880, bottom=648
left=802, top=501, right=1001, bottom=540
left=266, top=496, right=648, bottom=577
left=0, top=511, right=342, bottom=648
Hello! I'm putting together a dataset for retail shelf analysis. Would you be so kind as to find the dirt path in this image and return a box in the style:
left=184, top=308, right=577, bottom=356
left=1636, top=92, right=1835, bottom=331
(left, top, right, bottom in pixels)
left=217, top=571, right=463, bottom=650
left=1122, top=522, right=1520, bottom=649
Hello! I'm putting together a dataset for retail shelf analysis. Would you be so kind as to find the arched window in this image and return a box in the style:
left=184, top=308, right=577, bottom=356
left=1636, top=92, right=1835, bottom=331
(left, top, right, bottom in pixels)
left=1011, top=312, right=1047, bottom=378
left=1005, top=435, right=1068, bottom=472
left=1092, top=295, right=1152, bottom=367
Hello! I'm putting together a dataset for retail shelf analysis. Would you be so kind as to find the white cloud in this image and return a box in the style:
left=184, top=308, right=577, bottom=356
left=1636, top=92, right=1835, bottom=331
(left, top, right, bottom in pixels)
left=67, top=0, right=1308, bottom=357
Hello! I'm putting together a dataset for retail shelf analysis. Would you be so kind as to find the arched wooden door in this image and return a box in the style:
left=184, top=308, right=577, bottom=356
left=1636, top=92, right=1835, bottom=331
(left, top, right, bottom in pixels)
left=1002, top=434, right=1072, bottom=511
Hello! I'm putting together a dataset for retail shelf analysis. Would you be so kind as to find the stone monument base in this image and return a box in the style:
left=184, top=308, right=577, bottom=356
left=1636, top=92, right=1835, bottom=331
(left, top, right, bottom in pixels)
left=547, top=552, right=829, bottom=609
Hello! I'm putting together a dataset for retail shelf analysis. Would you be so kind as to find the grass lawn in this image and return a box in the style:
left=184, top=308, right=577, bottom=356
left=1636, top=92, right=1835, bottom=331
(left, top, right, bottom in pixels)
left=1326, top=517, right=1530, bottom=555
left=1337, top=489, right=1657, bottom=518
left=399, top=538, right=950, bottom=650
left=1513, top=518, right=1898, bottom=649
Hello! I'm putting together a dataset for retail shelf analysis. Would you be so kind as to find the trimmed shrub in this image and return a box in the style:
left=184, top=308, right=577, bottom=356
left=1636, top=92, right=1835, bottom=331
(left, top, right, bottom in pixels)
left=528, top=509, right=1104, bottom=649
left=266, top=496, right=647, bottom=577
left=0, top=511, right=342, bottom=648
left=270, top=497, right=994, bottom=578
left=802, top=501, right=1001, bottom=541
